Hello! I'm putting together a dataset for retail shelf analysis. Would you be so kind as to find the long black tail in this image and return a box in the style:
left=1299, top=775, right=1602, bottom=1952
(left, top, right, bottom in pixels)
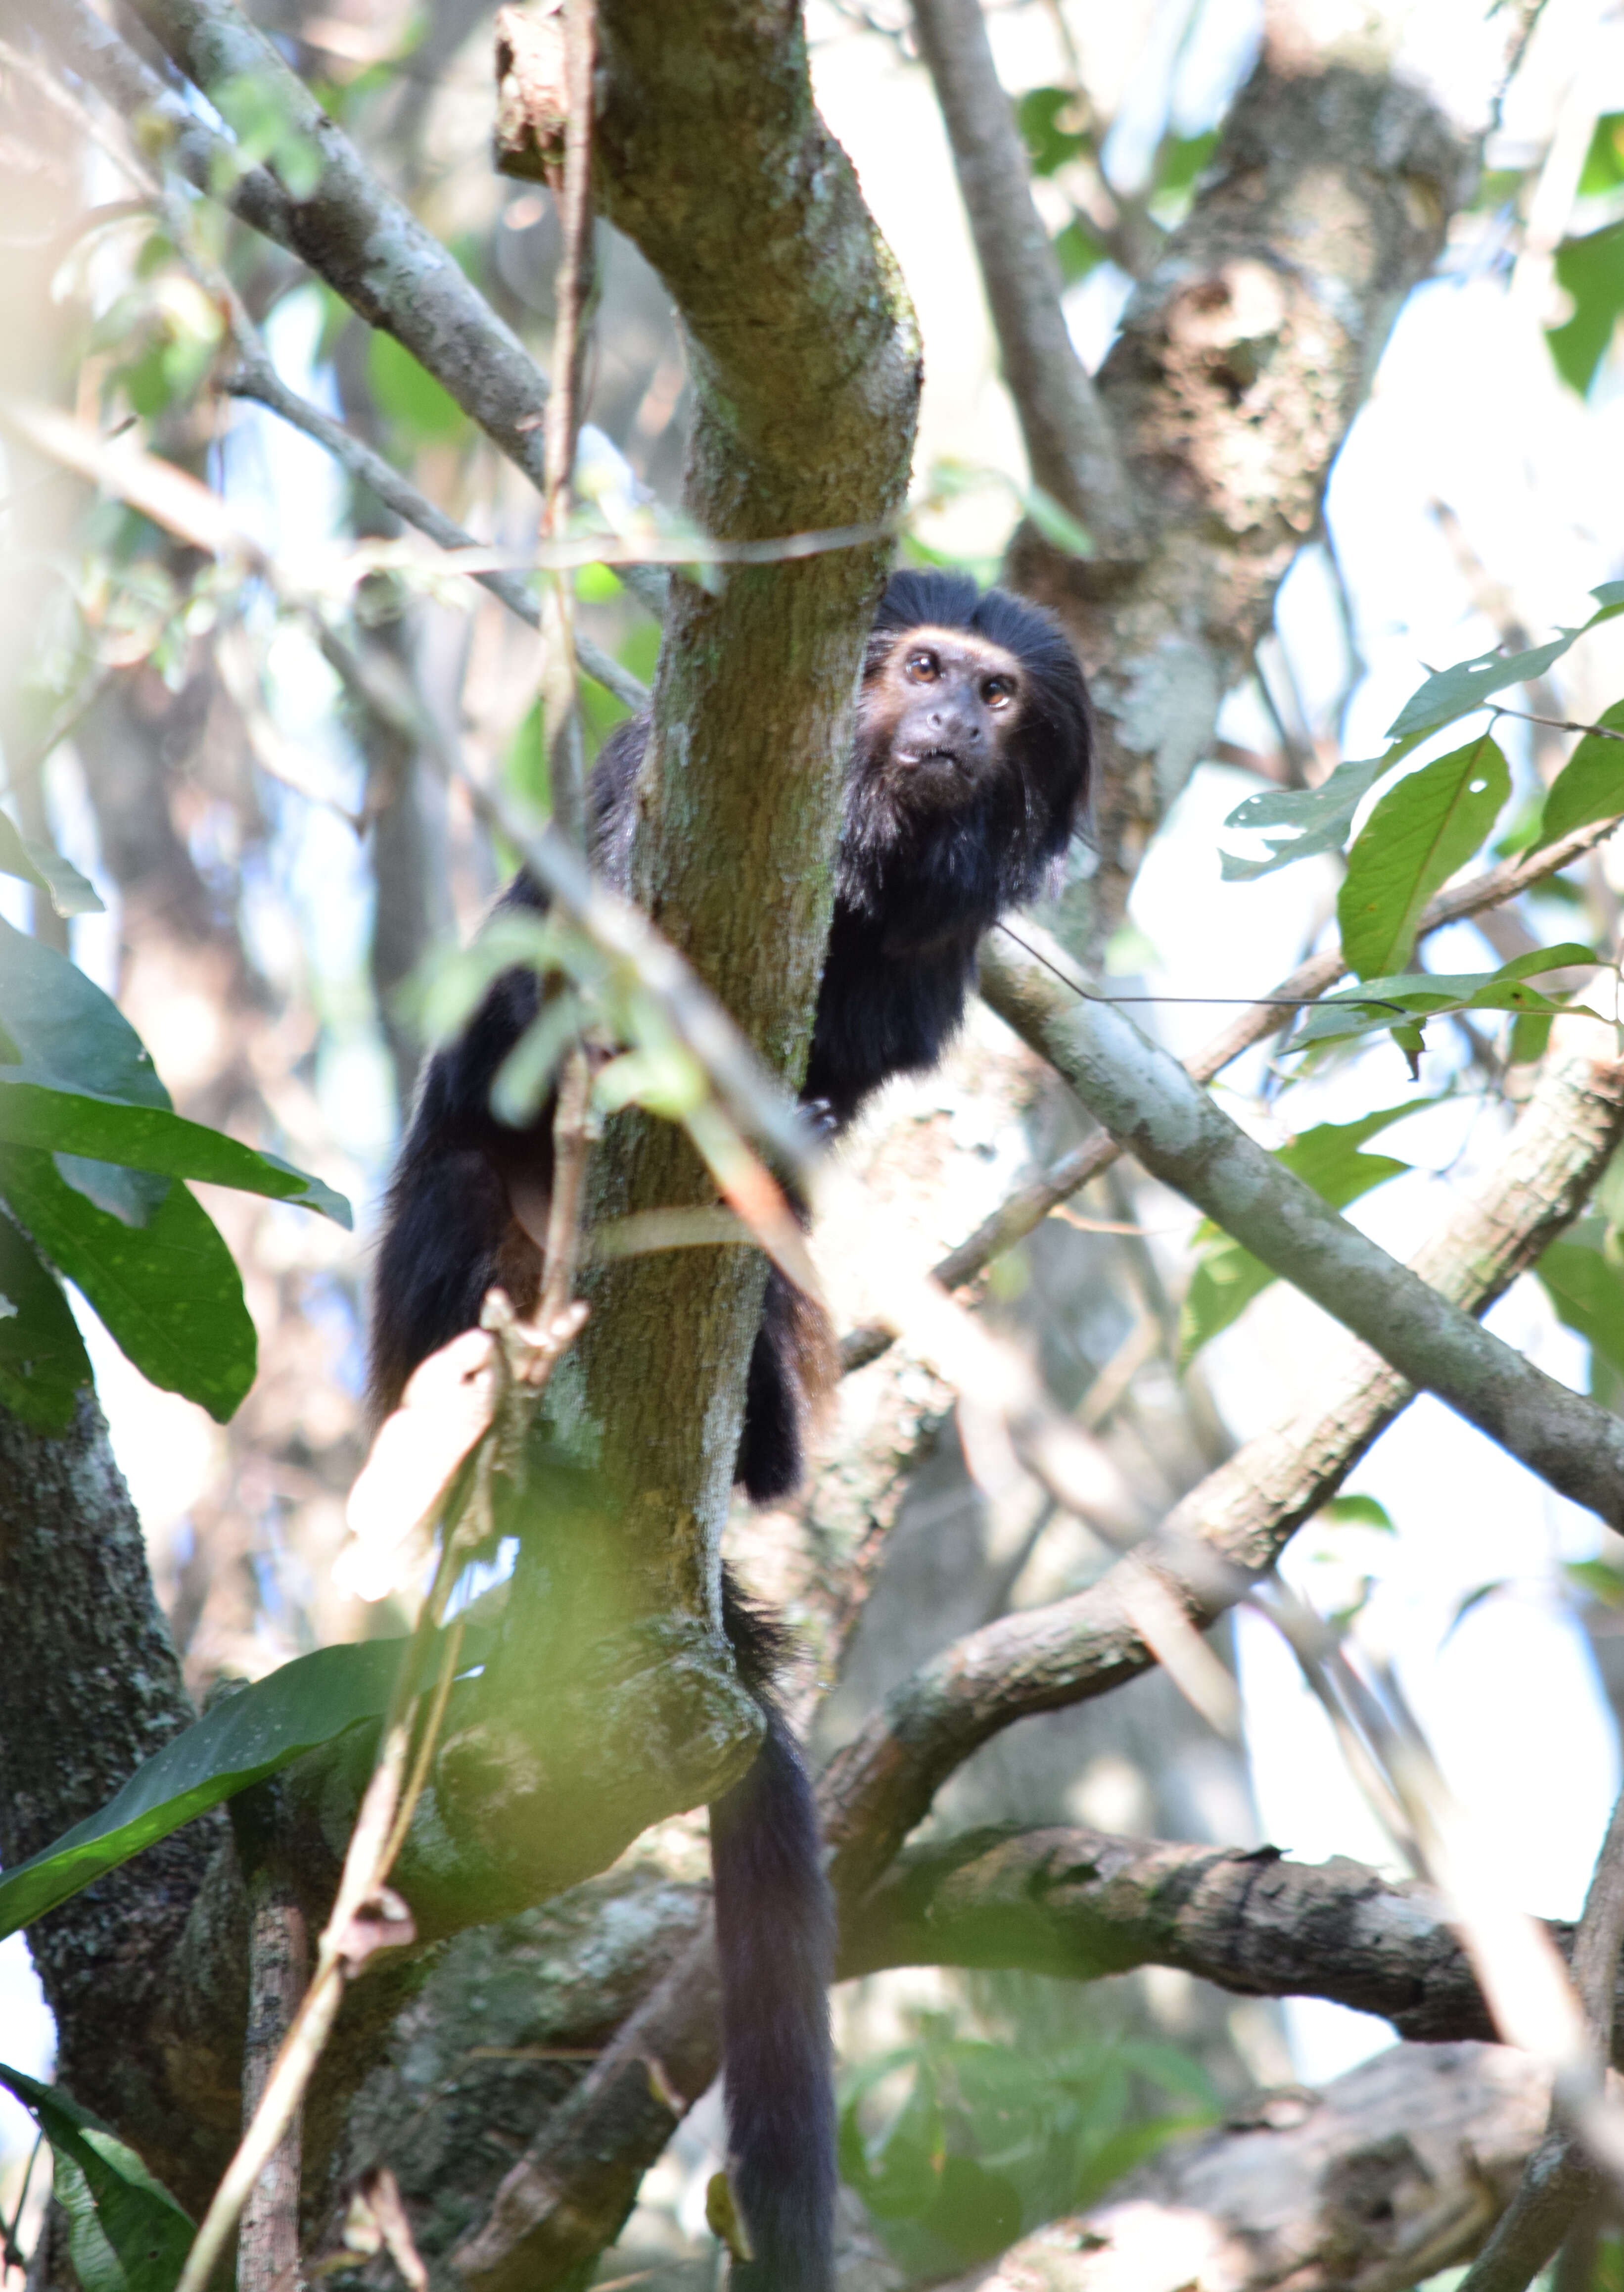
left=711, top=1575, right=836, bottom=2292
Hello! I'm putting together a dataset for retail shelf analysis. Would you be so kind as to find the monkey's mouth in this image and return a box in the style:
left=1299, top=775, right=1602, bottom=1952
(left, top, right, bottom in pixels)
left=897, top=746, right=966, bottom=773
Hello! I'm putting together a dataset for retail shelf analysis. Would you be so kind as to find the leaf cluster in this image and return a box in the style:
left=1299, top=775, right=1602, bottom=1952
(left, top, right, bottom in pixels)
left=0, top=828, right=347, bottom=1430
left=839, top=2014, right=1216, bottom=2276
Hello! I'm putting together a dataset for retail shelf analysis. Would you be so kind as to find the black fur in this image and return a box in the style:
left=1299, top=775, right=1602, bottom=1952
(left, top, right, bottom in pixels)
left=366, top=573, right=1091, bottom=2292
left=713, top=1581, right=837, bottom=2292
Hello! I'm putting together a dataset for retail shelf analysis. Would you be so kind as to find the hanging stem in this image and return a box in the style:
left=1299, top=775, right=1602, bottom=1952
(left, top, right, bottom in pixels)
left=539, top=0, right=599, bottom=850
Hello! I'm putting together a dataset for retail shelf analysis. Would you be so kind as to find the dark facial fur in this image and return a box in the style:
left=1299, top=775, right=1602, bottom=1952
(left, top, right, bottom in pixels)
left=802, top=568, right=1091, bottom=1132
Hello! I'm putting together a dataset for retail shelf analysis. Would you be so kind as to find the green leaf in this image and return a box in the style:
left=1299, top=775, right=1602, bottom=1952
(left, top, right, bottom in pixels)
left=1324, top=949, right=1590, bottom=1007
left=1386, top=586, right=1624, bottom=742
left=1538, top=1232, right=1624, bottom=1383
left=504, top=695, right=548, bottom=814
left=1338, top=735, right=1511, bottom=979
left=0, top=2066, right=192, bottom=2292
left=916, top=2156, right=1022, bottom=2264
left=0, top=914, right=168, bottom=1108
left=1548, top=219, right=1624, bottom=397
left=1219, top=745, right=1412, bottom=881
left=0, top=1207, right=93, bottom=1428
left=0, top=1087, right=350, bottom=1225
left=369, top=331, right=469, bottom=445
left=0, top=1628, right=484, bottom=1943
left=1178, top=1102, right=1421, bottom=1364
left=1386, top=642, right=1579, bottom=743
left=1226, top=586, right=1624, bottom=880
left=0, top=1146, right=255, bottom=1421
left=1287, top=946, right=1596, bottom=1054
left=1445, top=1579, right=1507, bottom=1639
left=1152, top=130, right=1218, bottom=204
left=1565, top=1557, right=1624, bottom=1609
left=1053, top=218, right=1104, bottom=286
left=1072, top=2111, right=1213, bottom=2212
left=1016, top=87, right=1090, bottom=177
left=1540, top=699, right=1624, bottom=844
left=1320, top=1492, right=1395, bottom=1532
left=0, top=815, right=104, bottom=918
left=54, top=1157, right=170, bottom=1229
left=1579, top=115, right=1624, bottom=197
left=0, top=914, right=349, bottom=1225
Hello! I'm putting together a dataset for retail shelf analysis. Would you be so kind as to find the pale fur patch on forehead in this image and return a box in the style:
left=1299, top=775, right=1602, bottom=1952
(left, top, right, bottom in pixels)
left=879, top=625, right=1025, bottom=679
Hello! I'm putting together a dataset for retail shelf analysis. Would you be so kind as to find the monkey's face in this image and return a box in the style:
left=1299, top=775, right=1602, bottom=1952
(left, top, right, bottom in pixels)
left=859, top=626, right=1026, bottom=811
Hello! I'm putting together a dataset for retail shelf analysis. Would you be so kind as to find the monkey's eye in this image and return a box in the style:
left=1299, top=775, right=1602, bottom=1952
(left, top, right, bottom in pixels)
left=981, top=674, right=1016, bottom=707
left=904, top=650, right=939, bottom=682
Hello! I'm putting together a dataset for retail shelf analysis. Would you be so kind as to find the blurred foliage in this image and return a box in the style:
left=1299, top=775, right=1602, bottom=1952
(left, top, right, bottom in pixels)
left=1179, top=1102, right=1420, bottom=1364
left=839, top=2011, right=1216, bottom=2275
left=1018, top=87, right=1093, bottom=178
left=368, top=332, right=471, bottom=449
left=1547, top=115, right=1624, bottom=397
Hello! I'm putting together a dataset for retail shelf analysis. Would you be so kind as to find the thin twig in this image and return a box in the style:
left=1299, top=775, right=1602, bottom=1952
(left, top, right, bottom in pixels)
left=538, top=0, right=598, bottom=849
left=839, top=806, right=1624, bottom=1372
left=1491, top=704, right=1624, bottom=745
left=222, top=340, right=646, bottom=709
left=0, top=2136, right=42, bottom=2275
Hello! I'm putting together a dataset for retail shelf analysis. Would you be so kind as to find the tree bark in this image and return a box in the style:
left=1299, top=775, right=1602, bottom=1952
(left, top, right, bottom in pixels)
left=454, top=0, right=921, bottom=1848
left=949, top=2042, right=1550, bottom=2292
left=997, top=11, right=1490, bottom=939
left=0, top=1395, right=224, bottom=2212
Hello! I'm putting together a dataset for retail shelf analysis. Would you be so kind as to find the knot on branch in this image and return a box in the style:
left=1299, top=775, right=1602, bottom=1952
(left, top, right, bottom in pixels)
left=426, top=1613, right=763, bottom=1921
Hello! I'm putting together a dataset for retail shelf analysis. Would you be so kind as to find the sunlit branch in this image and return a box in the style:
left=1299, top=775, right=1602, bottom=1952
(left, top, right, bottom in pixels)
left=221, top=338, right=647, bottom=711
left=983, top=920, right=1624, bottom=1524
left=536, top=0, right=598, bottom=850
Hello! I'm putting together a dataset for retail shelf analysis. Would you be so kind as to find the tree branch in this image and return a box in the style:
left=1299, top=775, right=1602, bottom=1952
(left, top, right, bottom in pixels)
left=952, top=2040, right=1550, bottom=2292
left=839, top=809, right=1624, bottom=1375
left=0, top=1395, right=226, bottom=2215
left=843, top=1823, right=1537, bottom=2046
left=980, top=923, right=1624, bottom=1531
left=455, top=0, right=921, bottom=1653
left=909, top=0, right=1141, bottom=555
left=39, top=0, right=662, bottom=622
left=1000, top=12, right=1484, bottom=940
left=122, top=0, right=553, bottom=483
left=820, top=1028, right=1624, bottom=1897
